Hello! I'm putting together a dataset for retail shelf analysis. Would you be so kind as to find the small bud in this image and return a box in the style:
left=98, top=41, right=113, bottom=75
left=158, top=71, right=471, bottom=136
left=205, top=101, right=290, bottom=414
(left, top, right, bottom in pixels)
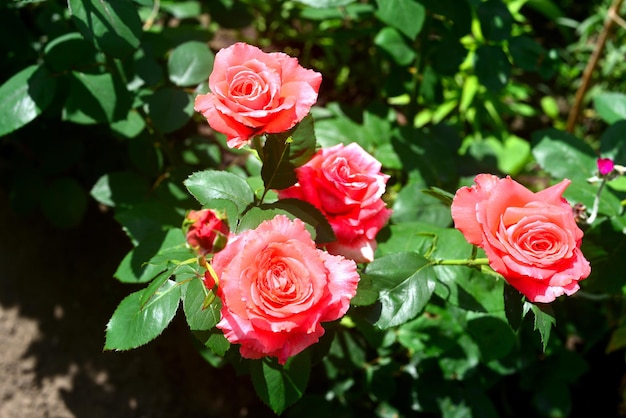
left=183, top=209, right=229, bottom=256
left=597, top=158, right=615, bottom=176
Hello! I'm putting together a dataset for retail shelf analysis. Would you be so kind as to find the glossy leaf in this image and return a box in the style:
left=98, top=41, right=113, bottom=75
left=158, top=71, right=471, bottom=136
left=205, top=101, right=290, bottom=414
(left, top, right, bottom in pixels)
left=374, top=27, right=416, bottom=66
left=183, top=277, right=222, bottom=331
left=167, top=41, right=214, bottom=87
left=250, top=352, right=311, bottom=415
left=68, top=0, right=142, bottom=58
left=0, top=65, right=57, bottom=137
left=184, top=170, right=255, bottom=213
left=104, top=279, right=181, bottom=350
left=365, top=252, right=436, bottom=329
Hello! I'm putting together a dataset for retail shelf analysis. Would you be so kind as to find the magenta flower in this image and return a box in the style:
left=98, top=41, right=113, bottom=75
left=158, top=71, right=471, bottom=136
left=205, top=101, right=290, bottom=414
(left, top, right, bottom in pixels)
left=597, top=158, right=615, bottom=176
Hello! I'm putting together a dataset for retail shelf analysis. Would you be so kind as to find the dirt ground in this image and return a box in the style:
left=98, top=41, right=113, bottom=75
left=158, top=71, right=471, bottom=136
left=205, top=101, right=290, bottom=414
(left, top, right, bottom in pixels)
left=0, top=189, right=276, bottom=418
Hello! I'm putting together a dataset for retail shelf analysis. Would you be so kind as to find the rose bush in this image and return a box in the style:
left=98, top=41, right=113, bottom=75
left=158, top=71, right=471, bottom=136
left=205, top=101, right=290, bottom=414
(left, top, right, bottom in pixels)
left=451, top=174, right=591, bottom=303
left=194, top=42, right=322, bottom=149
left=211, top=215, right=359, bottom=364
left=184, top=209, right=230, bottom=256
left=277, top=143, right=392, bottom=263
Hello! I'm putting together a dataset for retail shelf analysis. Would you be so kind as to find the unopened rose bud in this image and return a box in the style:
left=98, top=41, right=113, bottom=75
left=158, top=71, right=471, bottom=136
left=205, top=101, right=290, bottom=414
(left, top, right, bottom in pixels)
left=597, top=158, right=615, bottom=176
left=183, top=209, right=229, bottom=256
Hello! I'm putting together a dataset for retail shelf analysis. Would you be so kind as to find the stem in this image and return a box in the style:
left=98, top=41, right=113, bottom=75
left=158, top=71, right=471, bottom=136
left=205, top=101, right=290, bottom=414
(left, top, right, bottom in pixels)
left=434, top=257, right=490, bottom=267
left=586, top=177, right=607, bottom=224
left=566, top=0, right=624, bottom=133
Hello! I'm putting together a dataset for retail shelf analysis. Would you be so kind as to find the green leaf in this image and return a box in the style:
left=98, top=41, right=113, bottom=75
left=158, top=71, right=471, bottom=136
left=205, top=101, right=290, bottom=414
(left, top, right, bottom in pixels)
left=531, top=128, right=596, bottom=181
left=504, top=283, right=524, bottom=330
left=594, top=92, right=626, bottom=124
left=0, top=65, right=57, bottom=137
left=160, top=1, right=202, bottom=18
left=467, top=314, right=515, bottom=361
left=68, top=0, right=142, bottom=58
left=599, top=120, right=626, bottom=163
left=114, top=228, right=186, bottom=283
left=477, top=0, right=513, bottom=41
left=562, top=180, right=622, bottom=218
left=527, top=302, right=556, bottom=351
left=184, top=169, right=255, bottom=213
left=144, top=88, right=194, bottom=133
left=250, top=352, right=311, bottom=415
left=365, top=252, right=436, bottom=328
left=508, top=35, right=547, bottom=73
left=110, top=109, right=145, bottom=138
left=375, top=0, right=425, bottom=40
left=261, top=135, right=298, bottom=190
left=293, top=0, right=356, bottom=7
left=374, top=26, right=416, bottom=66
left=62, top=71, right=126, bottom=124
left=104, top=279, right=181, bottom=350
left=41, top=177, right=88, bottom=229
left=474, top=44, right=511, bottom=92
left=183, top=277, right=222, bottom=331
left=43, top=32, right=99, bottom=72
left=90, top=171, right=151, bottom=208
left=167, top=41, right=214, bottom=87
left=391, top=172, right=452, bottom=226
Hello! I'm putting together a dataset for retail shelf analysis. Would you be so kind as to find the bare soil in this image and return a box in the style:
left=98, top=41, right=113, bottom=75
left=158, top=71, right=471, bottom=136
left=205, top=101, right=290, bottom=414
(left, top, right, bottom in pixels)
left=0, top=190, right=276, bottom=418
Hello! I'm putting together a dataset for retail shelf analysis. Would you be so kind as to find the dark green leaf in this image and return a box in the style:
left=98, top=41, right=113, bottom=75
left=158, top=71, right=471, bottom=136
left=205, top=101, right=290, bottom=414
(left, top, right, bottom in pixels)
left=508, top=35, right=547, bottom=72
left=599, top=120, right=626, bottom=163
left=375, top=0, right=425, bottom=40
left=63, top=71, right=126, bottom=124
left=43, top=32, right=99, bottom=72
left=477, top=0, right=513, bottom=41
left=467, top=314, right=515, bottom=361
left=68, top=0, right=142, bottom=58
left=184, top=169, right=255, bottom=213
left=160, top=1, right=202, bottom=18
left=41, top=177, right=87, bottom=229
left=250, top=352, right=311, bottom=415
left=90, top=171, right=151, bottom=208
left=504, top=283, right=524, bottom=330
left=104, top=279, right=181, bottom=350
left=261, top=134, right=298, bottom=190
left=365, top=252, right=436, bottom=328
left=0, top=65, right=57, bottom=137
left=474, top=44, right=511, bottom=92
left=167, top=41, right=214, bottom=87
left=145, top=88, right=194, bottom=133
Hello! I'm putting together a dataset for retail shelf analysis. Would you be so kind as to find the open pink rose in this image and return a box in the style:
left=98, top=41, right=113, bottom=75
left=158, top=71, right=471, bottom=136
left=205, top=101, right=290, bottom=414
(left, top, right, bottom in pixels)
left=184, top=209, right=229, bottom=256
left=277, top=143, right=392, bottom=263
left=451, top=174, right=591, bottom=303
left=194, top=42, right=322, bottom=149
left=212, top=215, right=359, bottom=364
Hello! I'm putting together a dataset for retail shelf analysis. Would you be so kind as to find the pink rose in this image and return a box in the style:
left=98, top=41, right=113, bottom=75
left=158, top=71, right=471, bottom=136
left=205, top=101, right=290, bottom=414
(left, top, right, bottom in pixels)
left=451, top=174, right=591, bottom=303
left=277, top=143, right=392, bottom=263
left=184, top=209, right=229, bottom=256
left=194, top=42, right=322, bottom=149
left=212, top=215, right=359, bottom=364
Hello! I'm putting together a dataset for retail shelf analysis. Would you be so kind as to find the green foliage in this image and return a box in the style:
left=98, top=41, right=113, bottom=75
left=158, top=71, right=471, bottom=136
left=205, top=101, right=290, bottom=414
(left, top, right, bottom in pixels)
left=3, top=0, right=626, bottom=417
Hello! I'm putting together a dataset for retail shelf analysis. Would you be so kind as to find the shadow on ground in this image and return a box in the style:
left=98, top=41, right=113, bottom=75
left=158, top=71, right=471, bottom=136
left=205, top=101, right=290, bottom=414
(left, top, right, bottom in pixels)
left=0, top=190, right=276, bottom=418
